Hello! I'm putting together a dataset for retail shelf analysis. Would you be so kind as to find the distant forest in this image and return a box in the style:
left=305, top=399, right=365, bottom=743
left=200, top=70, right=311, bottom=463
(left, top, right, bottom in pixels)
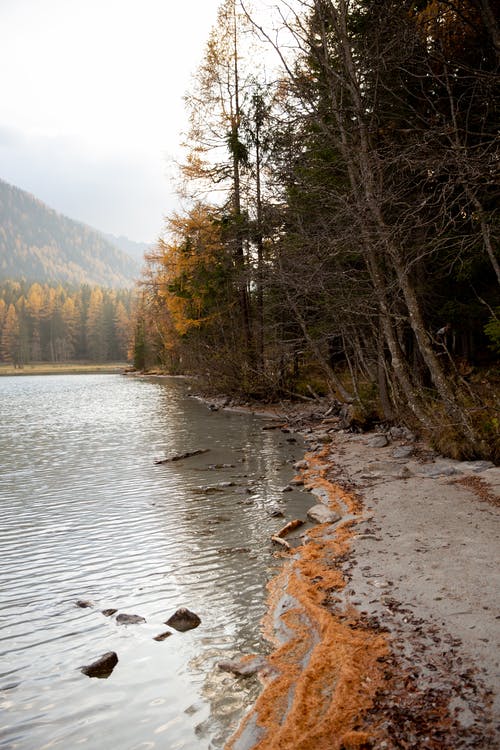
left=0, top=281, right=133, bottom=365
left=133, top=0, right=499, bottom=460
left=0, top=179, right=139, bottom=288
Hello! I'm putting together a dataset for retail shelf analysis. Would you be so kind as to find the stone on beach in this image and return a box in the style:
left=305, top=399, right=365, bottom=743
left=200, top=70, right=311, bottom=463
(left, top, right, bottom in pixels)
left=392, top=446, right=414, bottom=459
left=413, top=462, right=460, bottom=477
left=368, top=434, right=389, bottom=448
left=458, top=460, right=494, bottom=473
left=307, top=504, right=341, bottom=524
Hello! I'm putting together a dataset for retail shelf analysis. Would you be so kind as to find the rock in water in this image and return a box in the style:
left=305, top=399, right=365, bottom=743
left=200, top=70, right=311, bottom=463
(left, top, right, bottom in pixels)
left=165, top=608, right=201, bottom=632
left=75, top=600, right=94, bottom=608
left=153, top=631, right=173, bottom=642
left=101, top=608, right=118, bottom=617
left=116, top=613, right=146, bottom=625
left=81, top=651, right=118, bottom=678
left=293, top=460, right=308, bottom=470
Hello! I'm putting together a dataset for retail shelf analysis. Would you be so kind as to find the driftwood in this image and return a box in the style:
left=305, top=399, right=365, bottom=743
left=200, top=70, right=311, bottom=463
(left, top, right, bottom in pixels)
left=271, top=535, right=291, bottom=550
left=274, top=519, right=304, bottom=538
left=155, top=449, right=210, bottom=464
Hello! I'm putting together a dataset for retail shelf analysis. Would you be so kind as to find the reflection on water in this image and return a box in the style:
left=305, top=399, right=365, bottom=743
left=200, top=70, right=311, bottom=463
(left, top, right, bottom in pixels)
left=0, top=374, right=308, bottom=749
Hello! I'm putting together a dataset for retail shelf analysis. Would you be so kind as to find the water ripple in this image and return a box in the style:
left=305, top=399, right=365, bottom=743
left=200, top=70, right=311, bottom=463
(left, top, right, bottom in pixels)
left=0, top=374, right=307, bottom=749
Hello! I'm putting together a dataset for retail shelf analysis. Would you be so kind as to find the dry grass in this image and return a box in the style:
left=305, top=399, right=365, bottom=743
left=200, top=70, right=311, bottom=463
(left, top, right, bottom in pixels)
left=226, top=452, right=388, bottom=750
left=0, top=362, right=128, bottom=376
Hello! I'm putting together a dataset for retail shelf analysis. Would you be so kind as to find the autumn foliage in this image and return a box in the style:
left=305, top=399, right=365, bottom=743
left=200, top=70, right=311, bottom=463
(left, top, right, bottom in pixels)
left=134, top=0, right=499, bottom=459
left=0, top=280, right=132, bottom=366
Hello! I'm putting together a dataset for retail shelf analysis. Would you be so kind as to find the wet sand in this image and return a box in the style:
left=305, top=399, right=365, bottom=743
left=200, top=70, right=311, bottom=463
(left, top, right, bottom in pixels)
left=224, top=413, right=500, bottom=749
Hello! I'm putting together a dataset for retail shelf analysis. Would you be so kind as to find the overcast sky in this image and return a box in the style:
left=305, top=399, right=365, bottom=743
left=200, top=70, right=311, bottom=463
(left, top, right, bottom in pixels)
left=0, top=0, right=226, bottom=243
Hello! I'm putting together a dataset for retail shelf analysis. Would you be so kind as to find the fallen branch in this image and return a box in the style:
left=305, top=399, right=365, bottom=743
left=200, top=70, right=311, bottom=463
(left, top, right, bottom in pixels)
left=154, top=449, right=210, bottom=464
left=271, top=535, right=291, bottom=550
left=274, top=519, right=304, bottom=538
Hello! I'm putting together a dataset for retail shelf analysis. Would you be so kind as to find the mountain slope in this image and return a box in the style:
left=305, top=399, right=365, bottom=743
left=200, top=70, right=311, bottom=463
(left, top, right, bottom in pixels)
left=104, top=233, right=150, bottom=265
left=0, top=179, right=140, bottom=287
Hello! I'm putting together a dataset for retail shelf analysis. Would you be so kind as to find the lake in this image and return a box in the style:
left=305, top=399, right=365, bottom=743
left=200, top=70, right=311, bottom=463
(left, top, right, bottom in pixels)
left=0, top=374, right=308, bottom=749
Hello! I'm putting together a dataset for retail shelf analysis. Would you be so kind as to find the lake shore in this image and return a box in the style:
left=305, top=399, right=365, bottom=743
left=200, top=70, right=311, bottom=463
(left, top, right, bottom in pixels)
left=0, top=362, right=128, bottom=376
left=221, top=400, right=500, bottom=750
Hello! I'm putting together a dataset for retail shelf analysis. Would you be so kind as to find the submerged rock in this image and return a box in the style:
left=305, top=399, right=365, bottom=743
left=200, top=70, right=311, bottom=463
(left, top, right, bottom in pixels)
left=218, top=656, right=269, bottom=678
left=101, top=608, right=118, bottom=617
left=116, top=613, right=146, bottom=625
left=81, top=651, right=118, bottom=678
left=75, top=600, right=93, bottom=608
left=165, top=608, right=201, bottom=632
left=267, top=503, right=285, bottom=518
left=155, top=449, right=210, bottom=464
left=293, top=460, right=308, bottom=470
left=307, top=504, right=341, bottom=524
left=193, top=482, right=237, bottom=494
left=217, top=546, right=251, bottom=555
left=153, top=631, right=173, bottom=642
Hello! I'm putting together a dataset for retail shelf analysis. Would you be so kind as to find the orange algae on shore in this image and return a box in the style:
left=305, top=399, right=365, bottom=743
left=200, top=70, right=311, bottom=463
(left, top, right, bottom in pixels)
left=226, top=450, right=388, bottom=750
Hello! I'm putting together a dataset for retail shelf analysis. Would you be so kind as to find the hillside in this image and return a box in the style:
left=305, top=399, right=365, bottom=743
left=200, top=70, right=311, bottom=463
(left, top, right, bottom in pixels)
left=0, top=179, right=140, bottom=287
left=104, top=233, right=150, bottom=266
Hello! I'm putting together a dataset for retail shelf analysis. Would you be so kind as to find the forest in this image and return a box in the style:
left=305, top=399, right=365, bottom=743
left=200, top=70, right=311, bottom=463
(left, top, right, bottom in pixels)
left=0, top=281, right=132, bottom=366
left=133, top=0, right=499, bottom=460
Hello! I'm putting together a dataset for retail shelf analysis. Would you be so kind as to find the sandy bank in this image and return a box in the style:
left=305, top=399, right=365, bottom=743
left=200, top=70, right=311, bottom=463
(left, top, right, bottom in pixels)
left=225, top=412, right=499, bottom=750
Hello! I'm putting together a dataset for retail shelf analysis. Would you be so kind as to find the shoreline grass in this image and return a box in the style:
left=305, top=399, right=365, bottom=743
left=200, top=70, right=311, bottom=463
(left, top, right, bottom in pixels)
left=0, top=362, right=128, bottom=376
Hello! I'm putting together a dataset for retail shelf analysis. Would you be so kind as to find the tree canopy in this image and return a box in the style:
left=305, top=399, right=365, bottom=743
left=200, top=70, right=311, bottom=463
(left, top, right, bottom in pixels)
left=134, top=0, right=499, bottom=460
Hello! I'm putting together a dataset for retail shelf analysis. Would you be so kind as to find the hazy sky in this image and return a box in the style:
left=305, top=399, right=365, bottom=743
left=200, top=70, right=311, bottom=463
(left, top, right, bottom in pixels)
left=0, top=0, right=225, bottom=243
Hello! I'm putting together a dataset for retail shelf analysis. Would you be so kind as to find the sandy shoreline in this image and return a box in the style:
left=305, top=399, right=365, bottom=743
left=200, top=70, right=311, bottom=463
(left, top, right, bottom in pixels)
left=222, top=404, right=500, bottom=749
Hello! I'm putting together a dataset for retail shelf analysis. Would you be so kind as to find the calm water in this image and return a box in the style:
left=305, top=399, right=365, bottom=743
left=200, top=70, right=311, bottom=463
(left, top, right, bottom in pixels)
left=0, top=374, right=308, bottom=750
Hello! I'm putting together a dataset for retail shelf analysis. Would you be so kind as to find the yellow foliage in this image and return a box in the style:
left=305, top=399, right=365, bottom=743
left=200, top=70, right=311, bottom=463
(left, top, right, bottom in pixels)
left=152, top=203, right=227, bottom=338
left=413, top=0, right=479, bottom=53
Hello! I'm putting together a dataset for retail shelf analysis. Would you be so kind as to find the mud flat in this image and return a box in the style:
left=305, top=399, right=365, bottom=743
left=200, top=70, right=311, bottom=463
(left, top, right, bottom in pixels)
left=225, top=421, right=500, bottom=750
